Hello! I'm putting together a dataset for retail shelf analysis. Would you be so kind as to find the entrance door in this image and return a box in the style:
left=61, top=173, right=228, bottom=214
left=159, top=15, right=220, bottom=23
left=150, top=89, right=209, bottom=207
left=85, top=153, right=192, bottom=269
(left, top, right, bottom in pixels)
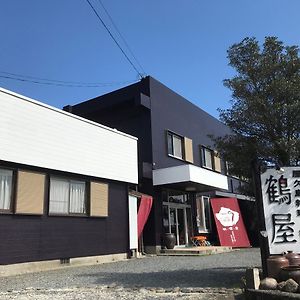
left=169, top=207, right=177, bottom=239
left=177, top=208, right=187, bottom=245
left=163, top=205, right=190, bottom=246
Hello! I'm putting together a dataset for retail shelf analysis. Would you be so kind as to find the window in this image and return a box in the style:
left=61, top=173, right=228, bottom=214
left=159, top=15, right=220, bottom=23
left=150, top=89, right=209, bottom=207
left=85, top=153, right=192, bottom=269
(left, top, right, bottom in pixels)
left=0, top=168, right=13, bottom=211
left=201, top=146, right=214, bottom=169
left=225, top=161, right=231, bottom=175
left=49, top=177, right=86, bottom=215
left=225, top=161, right=239, bottom=178
left=196, top=195, right=212, bottom=233
left=168, top=190, right=188, bottom=204
left=167, top=131, right=183, bottom=159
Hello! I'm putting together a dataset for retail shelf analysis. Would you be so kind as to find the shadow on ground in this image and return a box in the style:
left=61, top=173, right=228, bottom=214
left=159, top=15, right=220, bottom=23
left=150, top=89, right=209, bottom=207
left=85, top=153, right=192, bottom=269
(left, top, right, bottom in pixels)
left=77, top=267, right=246, bottom=289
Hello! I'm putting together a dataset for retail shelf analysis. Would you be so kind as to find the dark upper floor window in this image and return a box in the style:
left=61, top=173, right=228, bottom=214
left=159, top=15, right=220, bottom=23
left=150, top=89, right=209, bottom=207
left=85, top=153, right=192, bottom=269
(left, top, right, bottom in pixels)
left=226, top=161, right=245, bottom=180
left=225, top=161, right=238, bottom=177
left=0, top=168, right=13, bottom=211
left=201, top=146, right=214, bottom=169
left=225, top=161, right=231, bottom=176
left=167, top=131, right=183, bottom=159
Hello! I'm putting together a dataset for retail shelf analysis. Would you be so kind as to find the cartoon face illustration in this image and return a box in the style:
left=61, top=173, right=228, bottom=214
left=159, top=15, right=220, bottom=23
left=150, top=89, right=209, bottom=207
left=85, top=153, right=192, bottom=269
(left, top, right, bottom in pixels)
left=216, top=207, right=239, bottom=227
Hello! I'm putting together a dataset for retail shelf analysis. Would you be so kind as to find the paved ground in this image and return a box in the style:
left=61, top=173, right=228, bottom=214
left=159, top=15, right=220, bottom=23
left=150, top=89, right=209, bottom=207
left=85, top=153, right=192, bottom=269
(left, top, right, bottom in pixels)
left=0, top=248, right=261, bottom=299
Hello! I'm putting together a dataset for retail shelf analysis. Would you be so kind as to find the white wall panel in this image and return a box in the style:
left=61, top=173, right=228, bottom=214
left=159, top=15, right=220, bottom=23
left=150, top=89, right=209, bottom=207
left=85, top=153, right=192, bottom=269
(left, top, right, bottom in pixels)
left=0, top=89, right=138, bottom=184
left=128, top=195, right=138, bottom=250
left=153, top=164, right=228, bottom=190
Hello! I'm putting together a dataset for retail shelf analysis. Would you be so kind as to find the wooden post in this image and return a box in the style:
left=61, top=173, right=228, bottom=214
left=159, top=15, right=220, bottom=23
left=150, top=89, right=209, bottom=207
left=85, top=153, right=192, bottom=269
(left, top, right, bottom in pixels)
left=251, top=158, right=270, bottom=277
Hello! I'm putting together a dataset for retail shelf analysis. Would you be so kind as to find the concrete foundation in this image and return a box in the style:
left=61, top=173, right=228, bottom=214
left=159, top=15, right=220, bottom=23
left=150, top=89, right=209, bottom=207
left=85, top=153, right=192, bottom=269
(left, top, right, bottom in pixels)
left=0, top=253, right=128, bottom=277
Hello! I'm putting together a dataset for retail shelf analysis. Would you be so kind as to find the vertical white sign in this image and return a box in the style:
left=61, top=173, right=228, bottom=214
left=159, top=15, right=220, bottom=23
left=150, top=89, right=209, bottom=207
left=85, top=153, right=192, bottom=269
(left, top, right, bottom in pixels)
left=261, top=167, right=300, bottom=254
left=128, top=195, right=138, bottom=250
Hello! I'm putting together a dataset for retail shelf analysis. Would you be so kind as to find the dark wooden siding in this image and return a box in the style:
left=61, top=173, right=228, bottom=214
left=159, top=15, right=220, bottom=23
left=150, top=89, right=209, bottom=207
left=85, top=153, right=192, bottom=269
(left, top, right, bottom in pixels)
left=0, top=163, right=129, bottom=265
left=69, top=76, right=249, bottom=248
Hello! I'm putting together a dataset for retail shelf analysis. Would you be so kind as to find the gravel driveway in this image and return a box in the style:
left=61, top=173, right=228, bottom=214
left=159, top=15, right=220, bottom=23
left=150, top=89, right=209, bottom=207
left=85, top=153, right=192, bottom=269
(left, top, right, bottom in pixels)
left=0, top=248, right=261, bottom=299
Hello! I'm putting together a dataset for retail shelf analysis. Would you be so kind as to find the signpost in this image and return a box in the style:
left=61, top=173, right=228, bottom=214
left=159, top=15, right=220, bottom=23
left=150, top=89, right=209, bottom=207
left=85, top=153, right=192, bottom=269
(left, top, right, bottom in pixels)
left=261, top=166, right=300, bottom=254
left=253, top=162, right=300, bottom=277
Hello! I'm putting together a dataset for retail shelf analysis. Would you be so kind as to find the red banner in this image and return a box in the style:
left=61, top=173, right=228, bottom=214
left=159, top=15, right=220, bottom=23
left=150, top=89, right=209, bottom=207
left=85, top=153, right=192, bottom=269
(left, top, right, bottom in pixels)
left=137, top=195, right=153, bottom=239
left=211, top=198, right=250, bottom=247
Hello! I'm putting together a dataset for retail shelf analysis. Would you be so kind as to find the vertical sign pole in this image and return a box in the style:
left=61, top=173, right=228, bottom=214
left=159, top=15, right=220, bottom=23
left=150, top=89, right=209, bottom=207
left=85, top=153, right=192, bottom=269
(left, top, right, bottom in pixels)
left=251, top=158, right=270, bottom=277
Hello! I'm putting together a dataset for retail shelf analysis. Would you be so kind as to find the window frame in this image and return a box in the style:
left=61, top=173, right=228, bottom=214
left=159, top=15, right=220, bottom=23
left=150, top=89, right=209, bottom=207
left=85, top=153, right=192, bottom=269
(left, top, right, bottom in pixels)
left=200, top=146, right=214, bottom=170
left=225, top=161, right=239, bottom=179
left=0, top=167, right=15, bottom=214
left=48, top=176, right=88, bottom=217
left=196, top=195, right=212, bottom=233
left=225, top=161, right=231, bottom=176
left=167, top=131, right=184, bottom=160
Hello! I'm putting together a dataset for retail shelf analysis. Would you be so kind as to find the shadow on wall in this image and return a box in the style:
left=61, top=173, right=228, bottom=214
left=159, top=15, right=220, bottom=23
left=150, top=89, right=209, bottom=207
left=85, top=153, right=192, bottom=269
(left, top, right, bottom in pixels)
left=76, top=267, right=252, bottom=289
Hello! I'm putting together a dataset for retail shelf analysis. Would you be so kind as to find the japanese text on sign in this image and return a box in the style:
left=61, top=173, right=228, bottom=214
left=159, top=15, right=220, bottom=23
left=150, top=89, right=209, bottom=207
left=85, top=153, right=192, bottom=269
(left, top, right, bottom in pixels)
left=261, top=167, right=300, bottom=254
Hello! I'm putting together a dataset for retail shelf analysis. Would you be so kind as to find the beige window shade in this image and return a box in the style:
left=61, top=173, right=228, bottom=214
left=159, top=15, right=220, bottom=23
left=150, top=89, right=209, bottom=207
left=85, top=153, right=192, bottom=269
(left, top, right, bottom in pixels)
left=184, top=137, right=194, bottom=163
left=15, top=170, right=45, bottom=215
left=214, top=152, right=221, bottom=173
left=90, top=182, right=109, bottom=217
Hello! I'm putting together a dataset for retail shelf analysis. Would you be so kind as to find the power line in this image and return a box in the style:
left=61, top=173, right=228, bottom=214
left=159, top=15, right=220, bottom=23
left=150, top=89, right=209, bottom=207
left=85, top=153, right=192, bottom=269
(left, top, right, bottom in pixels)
left=85, top=0, right=144, bottom=79
left=0, top=73, right=137, bottom=88
left=0, top=71, right=135, bottom=86
left=97, top=0, right=146, bottom=75
left=0, top=71, right=108, bottom=84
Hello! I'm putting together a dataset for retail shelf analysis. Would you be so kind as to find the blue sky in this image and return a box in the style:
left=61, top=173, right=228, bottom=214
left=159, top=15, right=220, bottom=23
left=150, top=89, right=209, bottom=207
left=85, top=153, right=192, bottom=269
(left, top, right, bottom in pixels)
left=1, top=0, right=300, bottom=118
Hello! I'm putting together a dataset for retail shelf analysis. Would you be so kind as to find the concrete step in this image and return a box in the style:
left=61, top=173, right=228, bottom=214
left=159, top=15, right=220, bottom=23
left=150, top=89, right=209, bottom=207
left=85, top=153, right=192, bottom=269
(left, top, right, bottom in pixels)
left=159, top=246, right=234, bottom=256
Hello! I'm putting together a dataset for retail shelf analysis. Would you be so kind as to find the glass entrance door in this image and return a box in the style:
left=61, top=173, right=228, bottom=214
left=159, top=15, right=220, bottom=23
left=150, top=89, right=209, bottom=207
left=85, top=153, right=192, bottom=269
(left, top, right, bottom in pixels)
left=169, top=207, right=177, bottom=238
left=177, top=208, right=186, bottom=245
left=163, top=205, right=191, bottom=246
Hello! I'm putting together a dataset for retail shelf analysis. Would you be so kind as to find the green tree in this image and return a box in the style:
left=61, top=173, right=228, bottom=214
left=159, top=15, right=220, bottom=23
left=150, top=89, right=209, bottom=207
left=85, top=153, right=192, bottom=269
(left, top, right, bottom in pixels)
left=214, top=37, right=300, bottom=189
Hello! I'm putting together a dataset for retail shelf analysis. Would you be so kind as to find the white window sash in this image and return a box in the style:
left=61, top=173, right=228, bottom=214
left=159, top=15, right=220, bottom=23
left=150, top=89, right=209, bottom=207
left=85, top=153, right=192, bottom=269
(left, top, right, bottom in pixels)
left=49, top=178, right=69, bottom=214
left=196, top=196, right=211, bottom=233
left=173, top=135, right=183, bottom=158
left=69, top=181, right=86, bottom=214
left=49, top=178, right=86, bottom=215
left=202, top=148, right=213, bottom=169
left=0, top=169, right=13, bottom=210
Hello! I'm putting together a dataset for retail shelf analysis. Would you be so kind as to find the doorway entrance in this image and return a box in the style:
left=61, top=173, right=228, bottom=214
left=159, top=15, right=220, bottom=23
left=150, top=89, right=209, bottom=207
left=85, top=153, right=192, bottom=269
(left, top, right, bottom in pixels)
left=163, top=202, right=192, bottom=246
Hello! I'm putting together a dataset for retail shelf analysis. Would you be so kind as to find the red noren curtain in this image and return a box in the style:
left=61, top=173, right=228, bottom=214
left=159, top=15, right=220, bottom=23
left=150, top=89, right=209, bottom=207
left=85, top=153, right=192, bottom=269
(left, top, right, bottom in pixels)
left=137, top=195, right=153, bottom=239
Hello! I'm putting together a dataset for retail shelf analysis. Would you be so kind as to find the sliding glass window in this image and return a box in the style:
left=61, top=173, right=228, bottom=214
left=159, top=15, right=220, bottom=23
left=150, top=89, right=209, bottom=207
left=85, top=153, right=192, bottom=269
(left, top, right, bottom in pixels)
left=49, top=177, right=86, bottom=215
left=167, top=131, right=183, bottom=159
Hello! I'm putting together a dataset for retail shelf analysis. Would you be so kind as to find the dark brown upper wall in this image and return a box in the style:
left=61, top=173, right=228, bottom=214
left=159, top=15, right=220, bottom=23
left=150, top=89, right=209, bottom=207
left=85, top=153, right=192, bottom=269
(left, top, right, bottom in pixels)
left=148, top=76, right=231, bottom=169
left=68, top=79, right=150, bottom=117
left=69, top=79, right=153, bottom=181
left=68, top=75, right=231, bottom=172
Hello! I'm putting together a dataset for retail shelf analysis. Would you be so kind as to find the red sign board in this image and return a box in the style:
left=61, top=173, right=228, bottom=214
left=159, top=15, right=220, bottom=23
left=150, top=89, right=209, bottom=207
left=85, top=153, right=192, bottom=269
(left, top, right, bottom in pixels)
left=211, top=198, right=250, bottom=247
